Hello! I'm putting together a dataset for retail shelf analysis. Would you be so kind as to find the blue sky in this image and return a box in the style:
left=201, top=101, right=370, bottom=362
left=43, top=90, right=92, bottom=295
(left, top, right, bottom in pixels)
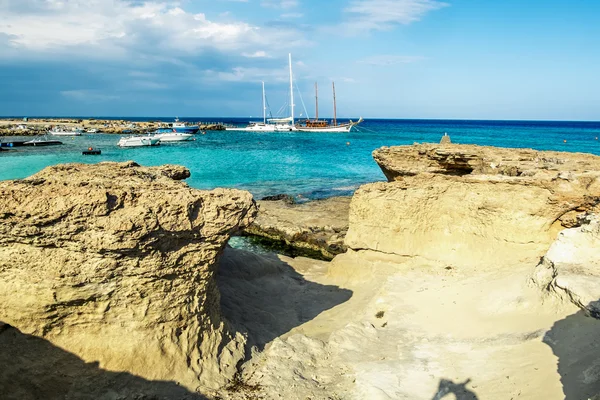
left=0, top=0, right=599, bottom=120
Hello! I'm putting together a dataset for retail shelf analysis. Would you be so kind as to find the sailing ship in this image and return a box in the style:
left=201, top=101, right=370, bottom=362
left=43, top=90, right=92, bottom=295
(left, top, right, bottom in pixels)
left=295, top=81, right=363, bottom=133
left=226, top=81, right=293, bottom=132
left=227, top=53, right=361, bottom=133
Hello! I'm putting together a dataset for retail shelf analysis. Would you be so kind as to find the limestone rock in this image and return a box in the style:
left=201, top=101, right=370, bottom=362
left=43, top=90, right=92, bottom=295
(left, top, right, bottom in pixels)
left=373, top=143, right=600, bottom=180
left=220, top=145, right=600, bottom=400
left=346, top=144, right=600, bottom=267
left=244, top=197, right=351, bottom=260
left=0, top=162, right=258, bottom=395
left=532, top=214, right=600, bottom=317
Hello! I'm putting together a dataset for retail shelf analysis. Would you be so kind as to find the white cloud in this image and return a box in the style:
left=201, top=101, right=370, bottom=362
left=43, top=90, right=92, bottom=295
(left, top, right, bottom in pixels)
left=358, top=55, right=425, bottom=66
left=242, top=50, right=271, bottom=58
left=0, top=0, right=305, bottom=60
left=344, top=0, right=448, bottom=32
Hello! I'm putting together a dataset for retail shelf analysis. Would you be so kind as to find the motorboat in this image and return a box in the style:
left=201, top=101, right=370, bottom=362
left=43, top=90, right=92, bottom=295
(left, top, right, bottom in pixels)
left=117, top=136, right=160, bottom=147
left=23, top=137, right=63, bottom=146
left=151, top=129, right=194, bottom=142
left=49, top=128, right=83, bottom=136
left=170, top=118, right=199, bottom=133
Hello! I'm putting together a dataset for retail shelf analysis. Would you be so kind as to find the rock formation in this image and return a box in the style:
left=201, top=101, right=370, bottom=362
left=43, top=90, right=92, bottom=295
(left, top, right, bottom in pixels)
left=533, top=214, right=600, bottom=317
left=0, top=161, right=257, bottom=397
left=244, top=196, right=350, bottom=260
left=221, top=144, right=600, bottom=400
left=360, top=144, right=600, bottom=266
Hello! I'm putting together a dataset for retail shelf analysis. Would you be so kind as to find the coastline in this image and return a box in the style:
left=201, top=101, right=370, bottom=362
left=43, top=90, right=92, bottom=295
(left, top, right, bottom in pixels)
left=0, top=117, right=225, bottom=136
left=0, top=141, right=599, bottom=399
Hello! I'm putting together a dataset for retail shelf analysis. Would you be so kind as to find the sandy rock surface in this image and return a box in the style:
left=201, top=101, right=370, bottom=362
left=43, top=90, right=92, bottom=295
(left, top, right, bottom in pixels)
left=220, top=144, right=600, bottom=400
left=245, top=197, right=351, bottom=259
left=0, top=161, right=257, bottom=398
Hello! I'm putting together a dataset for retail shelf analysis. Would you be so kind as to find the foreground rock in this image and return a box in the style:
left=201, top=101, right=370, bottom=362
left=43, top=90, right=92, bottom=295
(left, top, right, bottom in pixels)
left=245, top=196, right=351, bottom=260
left=533, top=214, right=600, bottom=317
left=222, top=144, right=600, bottom=400
left=359, top=144, right=600, bottom=267
left=0, top=162, right=257, bottom=398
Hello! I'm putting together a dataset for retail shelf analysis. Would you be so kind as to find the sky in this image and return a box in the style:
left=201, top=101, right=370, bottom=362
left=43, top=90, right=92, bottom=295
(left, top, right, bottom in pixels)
left=0, top=0, right=599, bottom=120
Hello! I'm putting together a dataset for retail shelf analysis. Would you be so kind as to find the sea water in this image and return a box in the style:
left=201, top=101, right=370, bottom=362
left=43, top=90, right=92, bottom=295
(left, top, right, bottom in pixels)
left=1, top=119, right=599, bottom=199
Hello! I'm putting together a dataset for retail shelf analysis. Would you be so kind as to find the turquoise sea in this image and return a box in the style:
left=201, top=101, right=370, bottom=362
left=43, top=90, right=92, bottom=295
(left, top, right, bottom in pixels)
left=1, top=118, right=599, bottom=199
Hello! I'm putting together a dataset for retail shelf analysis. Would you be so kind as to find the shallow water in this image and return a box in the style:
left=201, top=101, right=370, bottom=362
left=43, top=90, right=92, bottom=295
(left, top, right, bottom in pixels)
left=1, top=118, right=599, bottom=199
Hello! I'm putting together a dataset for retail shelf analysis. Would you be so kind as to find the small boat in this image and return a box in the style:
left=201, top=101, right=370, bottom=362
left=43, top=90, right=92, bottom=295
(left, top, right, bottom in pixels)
left=49, top=128, right=83, bottom=136
left=170, top=118, right=199, bottom=133
left=86, top=128, right=99, bottom=133
left=23, top=137, right=63, bottom=146
left=82, top=147, right=101, bottom=155
left=151, top=130, right=194, bottom=142
left=118, top=136, right=161, bottom=147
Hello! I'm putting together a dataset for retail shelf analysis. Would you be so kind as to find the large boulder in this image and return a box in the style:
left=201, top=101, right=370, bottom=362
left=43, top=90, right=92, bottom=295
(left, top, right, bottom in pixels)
left=0, top=162, right=257, bottom=394
left=345, top=144, right=600, bottom=267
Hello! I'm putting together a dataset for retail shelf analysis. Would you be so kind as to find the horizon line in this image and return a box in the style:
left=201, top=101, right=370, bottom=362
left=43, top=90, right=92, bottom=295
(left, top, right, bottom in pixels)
left=1, top=116, right=600, bottom=123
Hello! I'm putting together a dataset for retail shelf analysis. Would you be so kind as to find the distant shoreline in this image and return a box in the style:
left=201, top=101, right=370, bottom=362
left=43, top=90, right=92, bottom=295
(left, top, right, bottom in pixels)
left=1, top=116, right=600, bottom=124
left=0, top=118, right=225, bottom=136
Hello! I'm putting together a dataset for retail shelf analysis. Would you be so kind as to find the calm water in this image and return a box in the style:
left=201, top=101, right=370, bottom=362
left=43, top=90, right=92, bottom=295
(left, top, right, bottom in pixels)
left=1, top=118, right=599, bottom=199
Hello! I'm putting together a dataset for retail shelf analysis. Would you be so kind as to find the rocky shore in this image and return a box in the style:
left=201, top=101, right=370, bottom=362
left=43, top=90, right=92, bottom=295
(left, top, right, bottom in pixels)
left=244, top=196, right=351, bottom=260
left=1, top=143, right=600, bottom=399
left=0, top=118, right=225, bottom=136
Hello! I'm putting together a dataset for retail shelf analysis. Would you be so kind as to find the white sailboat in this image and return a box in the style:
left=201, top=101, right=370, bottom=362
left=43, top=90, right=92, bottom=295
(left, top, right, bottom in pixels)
left=226, top=81, right=294, bottom=132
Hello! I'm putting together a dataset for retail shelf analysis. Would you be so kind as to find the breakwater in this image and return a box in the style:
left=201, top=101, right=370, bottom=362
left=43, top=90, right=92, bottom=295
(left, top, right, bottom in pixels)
left=0, top=118, right=225, bottom=136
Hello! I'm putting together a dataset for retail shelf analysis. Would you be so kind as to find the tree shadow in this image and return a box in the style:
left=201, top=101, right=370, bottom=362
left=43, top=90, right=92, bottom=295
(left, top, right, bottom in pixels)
left=543, top=301, right=600, bottom=400
left=217, top=247, right=352, bottom=352
left=0, top=322, right=206, bottom=400
left=430, top=378, right=479, bottom=400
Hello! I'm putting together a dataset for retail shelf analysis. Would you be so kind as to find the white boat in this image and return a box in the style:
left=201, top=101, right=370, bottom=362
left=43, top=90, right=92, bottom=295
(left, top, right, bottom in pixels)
left=170, top=118, right=199, bottom=133
left=226, top=75, right=295, bottom=132
left=151, top=131, right=194, bottom=142
left=86, top=128, right=99, bottom=133
left=117, top=136, right=160, bottom=147
left=49, top=128, right=82, bottom=136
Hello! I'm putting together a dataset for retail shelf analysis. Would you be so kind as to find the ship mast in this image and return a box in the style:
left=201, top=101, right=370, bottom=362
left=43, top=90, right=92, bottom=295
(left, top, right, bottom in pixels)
left=332, top=81, right=337, bottom=126
left=262, top=81, right=266, bottom=124
left=315, top=82, right=319, bottom=121
left=289, top=53, right=294, bottom=125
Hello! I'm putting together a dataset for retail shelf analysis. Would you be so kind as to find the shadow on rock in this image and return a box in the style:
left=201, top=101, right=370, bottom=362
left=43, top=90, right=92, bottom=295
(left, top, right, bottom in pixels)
left=218, top=247, right=352, bottom=352
left=543, top=302, right=600, bottom=400
left=0, top=322, right=206, bottom=400
left=431, top=378, right=479, bottom=400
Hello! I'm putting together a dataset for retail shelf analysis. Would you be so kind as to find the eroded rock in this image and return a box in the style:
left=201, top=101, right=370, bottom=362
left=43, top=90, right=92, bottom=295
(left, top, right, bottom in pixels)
left=350, top=144, right=600, bottom=267
left=0, top=162, right=257, bottom=395
left=532, top=214, right=600, bottom=317
left=244, top=197, right=351, bottom=260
